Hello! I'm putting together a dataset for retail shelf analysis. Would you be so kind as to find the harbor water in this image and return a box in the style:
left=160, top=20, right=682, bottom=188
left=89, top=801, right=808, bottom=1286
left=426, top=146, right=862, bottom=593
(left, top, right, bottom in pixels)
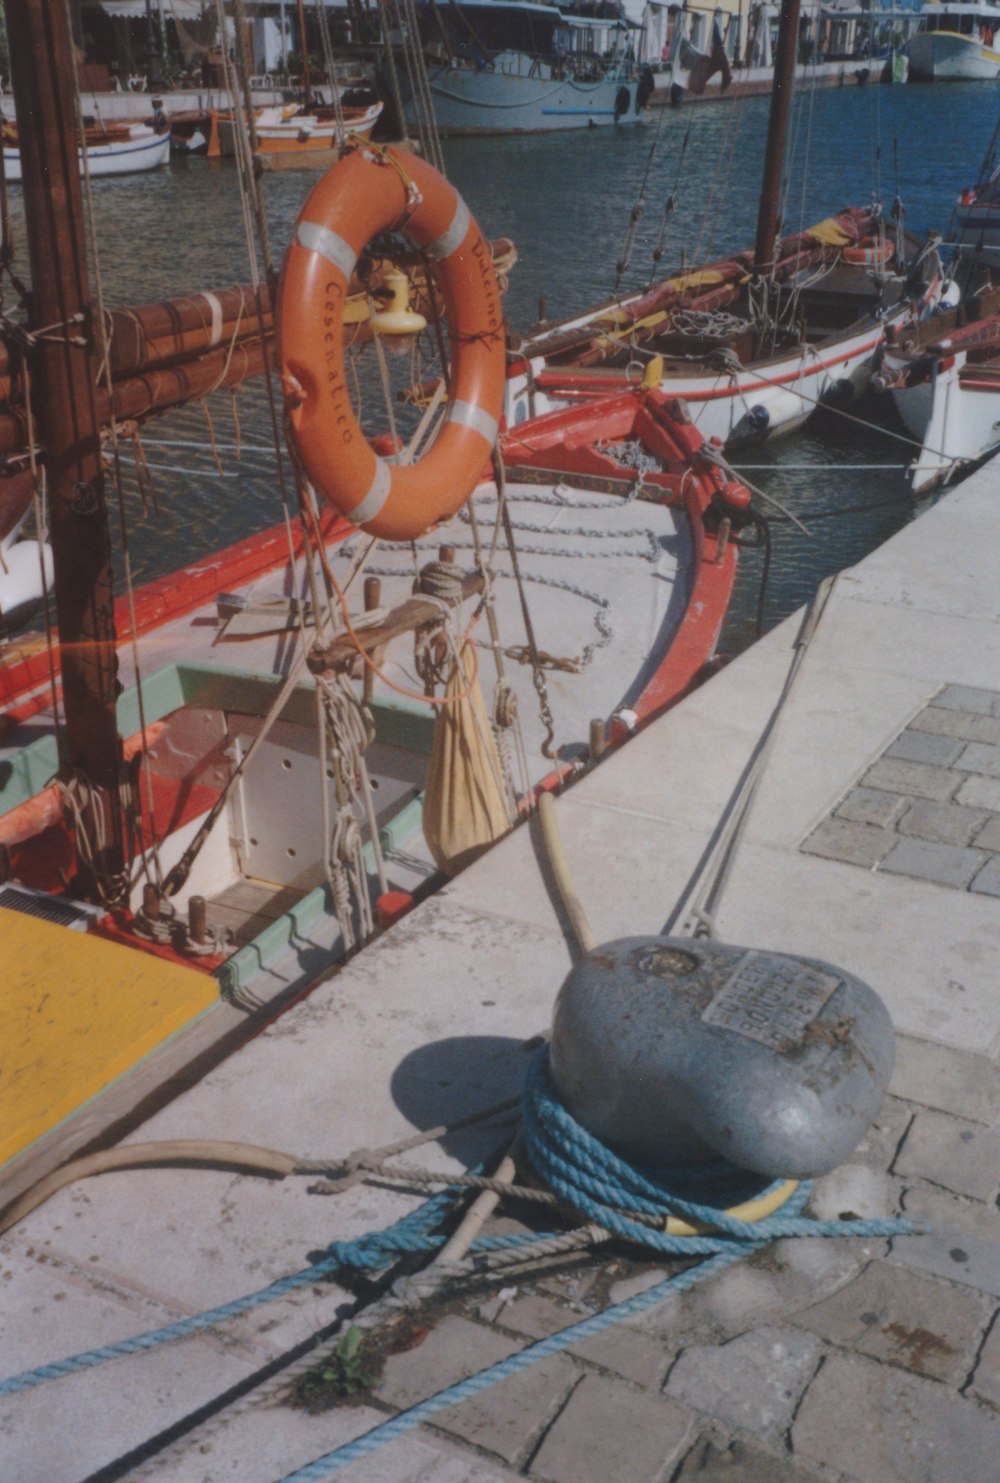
left=13, top=79, right=996, bottom=655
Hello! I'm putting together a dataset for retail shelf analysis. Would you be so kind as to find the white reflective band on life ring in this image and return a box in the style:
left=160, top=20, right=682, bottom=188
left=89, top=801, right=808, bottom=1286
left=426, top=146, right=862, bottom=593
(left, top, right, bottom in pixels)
left=425, top=198, right=471, bottom=261
left=295, top=220, right=358, bottom=281
left=446, top=398, right=499, bottom=446
left=348, top=457, right=393, bottom=525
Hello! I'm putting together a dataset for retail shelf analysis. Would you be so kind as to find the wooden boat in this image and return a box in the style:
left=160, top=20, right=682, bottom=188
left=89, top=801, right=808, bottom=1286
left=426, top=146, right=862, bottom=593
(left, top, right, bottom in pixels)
left=0, top=2, right=741, bottom=1206
left=1, top=117, right=171, bottom=180
left=215, top=98, right=383, bottom=157
left=504, top=0, right=942, bottom=449
left=0, top=383, right=742, bottom=1202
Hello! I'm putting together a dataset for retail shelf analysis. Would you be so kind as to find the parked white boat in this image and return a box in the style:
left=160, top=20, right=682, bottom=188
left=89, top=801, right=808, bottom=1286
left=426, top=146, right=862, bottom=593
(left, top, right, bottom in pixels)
left=906, top=0, right=1000, bottom=79
left=505, top=214, right=941, bottom=449
left=2, top=121, right=170, bottom=181
left=876, top=293, right=1000, bottom=491
left=385, top=2, right=649, bottom=134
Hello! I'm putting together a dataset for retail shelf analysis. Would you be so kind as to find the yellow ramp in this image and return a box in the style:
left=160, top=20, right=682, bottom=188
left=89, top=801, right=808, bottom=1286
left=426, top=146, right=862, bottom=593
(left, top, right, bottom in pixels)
left=1, top=907, right=218, bottom=1164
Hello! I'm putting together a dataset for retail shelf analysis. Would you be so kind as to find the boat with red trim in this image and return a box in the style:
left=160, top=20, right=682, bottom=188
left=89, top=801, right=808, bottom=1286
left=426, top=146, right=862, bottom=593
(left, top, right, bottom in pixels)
left=0, top=45, right=745, bottom=1209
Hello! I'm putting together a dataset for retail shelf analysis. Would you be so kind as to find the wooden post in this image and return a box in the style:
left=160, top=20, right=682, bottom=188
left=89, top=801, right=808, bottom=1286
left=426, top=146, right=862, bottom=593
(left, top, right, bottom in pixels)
left=3, top=2, right=124, bottom=822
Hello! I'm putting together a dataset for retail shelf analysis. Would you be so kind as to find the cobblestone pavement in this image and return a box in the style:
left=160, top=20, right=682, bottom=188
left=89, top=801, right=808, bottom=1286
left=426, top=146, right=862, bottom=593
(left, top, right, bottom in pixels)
left=803, top=684, right=1000, bottom=895
left=305, top=1031, right=1000, bottom=1483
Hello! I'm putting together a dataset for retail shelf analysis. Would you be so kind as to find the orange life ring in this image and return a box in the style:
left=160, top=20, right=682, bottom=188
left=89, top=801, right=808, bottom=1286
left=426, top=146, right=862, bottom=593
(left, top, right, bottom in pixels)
left=842, top=236, right=895, bottom=269
left=278, top=145, right=506, bottom=542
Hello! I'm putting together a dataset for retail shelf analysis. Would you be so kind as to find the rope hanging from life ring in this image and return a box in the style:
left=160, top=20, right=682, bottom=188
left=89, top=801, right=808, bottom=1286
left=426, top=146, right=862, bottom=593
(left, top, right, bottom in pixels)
left=277, top=144, right=507, bottom=543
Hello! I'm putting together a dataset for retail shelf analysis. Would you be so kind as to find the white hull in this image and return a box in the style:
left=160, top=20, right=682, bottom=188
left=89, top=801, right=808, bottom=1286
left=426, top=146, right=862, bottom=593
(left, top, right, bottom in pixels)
left=400, top=59, right=643, bottom=134
left=3, top=126, right=170, bottom=181
left=508, top=319, right=891, bottom=448
left=893, top=351, right=1000, bottom=493
left=907, top=31, right=1000, bottom=79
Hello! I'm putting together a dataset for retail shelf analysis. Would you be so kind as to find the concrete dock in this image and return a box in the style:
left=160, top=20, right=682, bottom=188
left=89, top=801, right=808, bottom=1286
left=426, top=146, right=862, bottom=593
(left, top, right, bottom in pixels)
left=3, top=450, right=1000, bottom=1482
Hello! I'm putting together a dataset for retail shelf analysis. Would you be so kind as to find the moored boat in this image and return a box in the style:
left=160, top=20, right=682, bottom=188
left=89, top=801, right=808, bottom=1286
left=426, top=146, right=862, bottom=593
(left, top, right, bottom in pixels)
left=383, top=0, right=649, bottom=134
left=875, top=286, right=1000, bottom=491
left=0, top=54, right=744, bottom=1209
left=1, top=117, right=171, bottom=180
left=502, top=0, right=941, bottom=448
left=216, top=98, right=383, bottom=156
left=906, top=0, right=1000, bottom=78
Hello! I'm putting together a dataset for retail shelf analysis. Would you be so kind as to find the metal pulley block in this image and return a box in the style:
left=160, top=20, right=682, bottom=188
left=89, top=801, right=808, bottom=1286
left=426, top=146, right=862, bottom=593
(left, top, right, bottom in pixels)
left=549, top=936, right=896, bottom=1179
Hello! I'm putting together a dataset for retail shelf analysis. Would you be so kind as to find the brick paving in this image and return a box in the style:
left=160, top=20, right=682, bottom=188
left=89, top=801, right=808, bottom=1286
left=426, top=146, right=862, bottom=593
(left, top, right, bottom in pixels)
left=333, top=1032, right=1000, bottom=1483
left=803, top=686, right=1000, bottom=894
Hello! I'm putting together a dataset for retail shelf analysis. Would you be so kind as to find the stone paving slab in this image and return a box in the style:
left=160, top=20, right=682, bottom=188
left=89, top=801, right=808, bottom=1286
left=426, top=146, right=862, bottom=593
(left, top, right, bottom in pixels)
left=672, top=1436, right=826, bottom=1482
left=791, top=1349, right=1000, bottom=1483
left=890, top=1183, right=1000, bottom=1299
left=890, top=1036, right=1000, bottom=1126
left=377, top=1315, right=578, bottom=1468
left=893, top=1108, right=1000, bottom=1202
left=789, top=1258, right=992, bottom=1383
left=664, top=1325, right=823, bottom=1440
left=527, top=1372, right=696, bottom=1483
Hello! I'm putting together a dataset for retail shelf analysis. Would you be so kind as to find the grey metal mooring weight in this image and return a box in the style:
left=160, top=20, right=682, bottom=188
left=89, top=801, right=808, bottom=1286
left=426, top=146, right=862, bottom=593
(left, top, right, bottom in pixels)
left=549, top=937, right=896, bottom=1179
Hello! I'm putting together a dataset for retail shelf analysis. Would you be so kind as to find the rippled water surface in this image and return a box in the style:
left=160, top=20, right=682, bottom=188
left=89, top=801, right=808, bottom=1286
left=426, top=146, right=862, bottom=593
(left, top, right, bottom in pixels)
left=14, top=79, right=998, bottom=653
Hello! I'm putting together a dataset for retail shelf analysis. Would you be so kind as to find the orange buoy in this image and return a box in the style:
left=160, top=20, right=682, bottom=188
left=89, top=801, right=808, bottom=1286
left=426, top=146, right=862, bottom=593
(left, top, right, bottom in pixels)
left=278, top=145, right=506, bottom=542
left=842, top=236, right=895, bottom=269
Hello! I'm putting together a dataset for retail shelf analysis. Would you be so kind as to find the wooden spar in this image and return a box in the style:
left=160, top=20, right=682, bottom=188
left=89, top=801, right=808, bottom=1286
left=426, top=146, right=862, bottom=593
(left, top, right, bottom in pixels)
left=3, top=0, right=123, bottom=799
left=752, top=0, right=802, bottom=278
left=0, top=339, right=268, bottom=456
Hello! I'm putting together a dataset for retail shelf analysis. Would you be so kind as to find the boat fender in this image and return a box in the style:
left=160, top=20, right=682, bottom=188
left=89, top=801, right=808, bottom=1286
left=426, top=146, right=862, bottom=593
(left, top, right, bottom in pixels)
left=614, top=87, right=630, bottom=122
left=748, top=404, right=770, bottom=432
left=641, top=355, right=664, bottom=391
left=278, top=146, right=506, bottom=542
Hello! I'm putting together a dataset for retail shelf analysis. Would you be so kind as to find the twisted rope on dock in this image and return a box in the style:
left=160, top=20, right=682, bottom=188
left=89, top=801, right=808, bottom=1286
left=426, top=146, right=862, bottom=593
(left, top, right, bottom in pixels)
left=275, top=1045, right=912, bottom=1483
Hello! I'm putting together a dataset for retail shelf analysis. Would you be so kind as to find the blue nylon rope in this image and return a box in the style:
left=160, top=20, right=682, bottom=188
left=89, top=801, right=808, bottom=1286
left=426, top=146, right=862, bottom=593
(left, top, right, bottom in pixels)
left=0, top=1183, right=463, bottom=1399
left=277, top=1047, right=914, bottom=1482
left=1, top=1041, right=914, bottom=1483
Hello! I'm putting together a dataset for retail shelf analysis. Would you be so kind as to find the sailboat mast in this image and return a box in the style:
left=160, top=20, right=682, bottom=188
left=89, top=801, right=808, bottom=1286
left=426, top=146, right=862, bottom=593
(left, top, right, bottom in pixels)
left=752, top=0, right=802, bottom=276
left=296, top=0, right=314, bottom=107
left=3, top=2, right=123, bottom=791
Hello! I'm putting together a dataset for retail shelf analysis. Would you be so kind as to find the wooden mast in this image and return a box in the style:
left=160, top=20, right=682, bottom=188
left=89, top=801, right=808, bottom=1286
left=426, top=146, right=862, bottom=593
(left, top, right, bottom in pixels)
left=752, top=0, right=802, bottom=277
left=296, top=0, right=314, bottom=107
left=3, top=1, right=125, bottom=863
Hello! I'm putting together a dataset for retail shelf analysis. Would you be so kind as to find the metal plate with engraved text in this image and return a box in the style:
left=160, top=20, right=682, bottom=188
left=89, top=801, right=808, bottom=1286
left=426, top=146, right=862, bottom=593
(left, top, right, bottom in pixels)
left=701, top=951, right=842, bottom=1051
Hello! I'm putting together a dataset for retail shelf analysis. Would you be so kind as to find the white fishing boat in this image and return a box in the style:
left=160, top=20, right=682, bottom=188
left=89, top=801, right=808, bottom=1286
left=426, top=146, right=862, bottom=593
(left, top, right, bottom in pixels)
left=506, top=211, right=940, bottom=449
left=384, top=0, right=649, bottom=134
left=877, top=292, right=1000, bottom=492
left=2, top=119, right=170, bottom=180
left=906, top=0, right=1000, bottom=78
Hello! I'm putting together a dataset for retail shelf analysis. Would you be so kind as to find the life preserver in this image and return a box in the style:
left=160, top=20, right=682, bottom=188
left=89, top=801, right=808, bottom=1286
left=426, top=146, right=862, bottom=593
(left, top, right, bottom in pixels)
left=278, top=145, right=506, bottom=542
left=842, top=236, right=895, bottom=269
